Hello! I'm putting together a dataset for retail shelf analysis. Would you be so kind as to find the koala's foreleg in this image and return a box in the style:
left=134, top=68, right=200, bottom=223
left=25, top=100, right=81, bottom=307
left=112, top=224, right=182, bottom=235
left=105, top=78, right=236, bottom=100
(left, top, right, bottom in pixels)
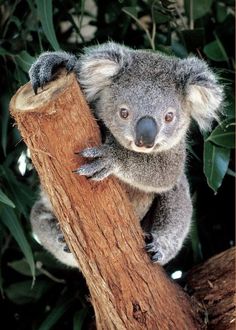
left=30, top=191, right=79, bottom=268
left=146, top=174, right=192, bottom=265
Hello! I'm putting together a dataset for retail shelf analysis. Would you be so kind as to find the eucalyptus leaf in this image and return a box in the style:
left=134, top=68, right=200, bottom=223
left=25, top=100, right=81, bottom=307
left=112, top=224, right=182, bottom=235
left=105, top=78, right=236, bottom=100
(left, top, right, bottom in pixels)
left=0, top=166, right=35, bottom=218
left=38, top=297, right=73, bottom=330
left=5, top=280, right=50, bottom=305
left=14, top=65, right=28, bottom=85
left=15, top=51, right=35, bottom=73
left=0, top=94, right=10, bottom=156
left=36, top=0, right=60, bottom=51
left=0, top=189, right=15, bottom=208
left=0, top=207, right=35, bottom=280
left=227, top=168, right=236, bottom=177
left=0, top=47, right=10, bottom=56
left=203, top=141, right=230, bottom=192
left=73, top=308, right=88, bottom=330
left=0, top=265, right=3, bottom=297
left=203, top=39, right=228, bottom=62
left=152, top=11, right=170, bottom=24
left=8, top=259, right=40, bottom=276
left=122, top=6, right=139, bottom=18
left=216, top=2, right=228, bottom=23
left=185, top=0, right=213, bottom=20
left=206, top=118, right=235, bottom=149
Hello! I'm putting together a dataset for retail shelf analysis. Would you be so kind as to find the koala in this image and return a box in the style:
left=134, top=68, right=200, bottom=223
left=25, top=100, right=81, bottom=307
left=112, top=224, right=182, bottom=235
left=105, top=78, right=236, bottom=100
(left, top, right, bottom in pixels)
left=29, top=42, right=223, bottom=268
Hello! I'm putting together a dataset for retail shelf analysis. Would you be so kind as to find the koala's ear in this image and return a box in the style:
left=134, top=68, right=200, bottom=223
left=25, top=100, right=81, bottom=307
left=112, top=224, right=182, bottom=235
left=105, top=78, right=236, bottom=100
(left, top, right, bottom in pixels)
left=177, top=57, right=224, bottom=131
left=78, top=42, right=132, bottom=101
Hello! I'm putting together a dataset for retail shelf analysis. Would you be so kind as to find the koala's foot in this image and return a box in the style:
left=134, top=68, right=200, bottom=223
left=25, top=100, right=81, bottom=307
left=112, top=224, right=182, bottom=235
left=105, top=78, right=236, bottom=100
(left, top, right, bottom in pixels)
left=145, top=233, right=177, bottom=265
left=30, top=194, right=78, bottom=268
left=74, top=146, right=116, bottom=181
left=29, top=51, right=78, bottom=94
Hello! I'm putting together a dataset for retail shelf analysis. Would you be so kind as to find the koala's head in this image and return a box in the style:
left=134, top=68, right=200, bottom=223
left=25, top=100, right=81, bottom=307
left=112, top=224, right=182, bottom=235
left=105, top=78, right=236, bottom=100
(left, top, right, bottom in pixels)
left=78, top=42, right=223, bottom=153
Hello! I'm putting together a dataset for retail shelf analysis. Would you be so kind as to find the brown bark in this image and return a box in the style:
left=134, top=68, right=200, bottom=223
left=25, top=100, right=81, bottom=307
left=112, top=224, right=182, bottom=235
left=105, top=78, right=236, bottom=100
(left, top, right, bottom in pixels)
left=187, top=247, right=236, bottom=330
left=10, top=71, right=200, bottom=329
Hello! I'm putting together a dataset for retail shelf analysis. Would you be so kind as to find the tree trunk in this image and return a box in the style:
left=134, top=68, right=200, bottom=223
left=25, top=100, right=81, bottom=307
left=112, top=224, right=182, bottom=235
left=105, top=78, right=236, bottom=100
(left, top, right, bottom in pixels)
left=186, top=247, right=236, bottom=330
left=10, top=71, right=200, bottom=329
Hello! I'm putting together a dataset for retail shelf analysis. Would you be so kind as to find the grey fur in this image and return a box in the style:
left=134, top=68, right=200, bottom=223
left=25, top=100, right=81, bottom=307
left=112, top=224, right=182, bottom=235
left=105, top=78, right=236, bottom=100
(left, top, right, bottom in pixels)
left=29, top=42, right=223, bottom=266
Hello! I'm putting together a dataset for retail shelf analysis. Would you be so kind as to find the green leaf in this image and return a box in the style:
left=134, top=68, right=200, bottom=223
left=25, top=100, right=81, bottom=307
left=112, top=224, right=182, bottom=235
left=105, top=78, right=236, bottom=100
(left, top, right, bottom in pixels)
left=0, top=189, right=15, bottom=208
left=152, top=11, right=170, bottom=24
left=0, top=207, right=35, bottom=280
left=8, top=259, right=40, bottom=276
left=36, top=0, right=60, bottom=51
left=185, top=0, right=213, bottom=20
left=14, top=65, right=28, bottom=85
left=227, top=168, right=236, bottom=177
left=203, top=38, right=228, bottom=62
left=0, top=94, right=10, bottom=156
left=0, top=223, right=6, bottom=296
left=0, top=47, right=10, bottom=56
left=38, top=297, right=73, bottom=330
left=203, top=141, right=230, bottom=192
left=122, top=6, right=139, bottom=18
left=206, top=118, right=235, bottom=149
left=73, top=308, right=88, bottom=330
left=224, top=93, right=235, bottom=118
left=15, top=51, right=35, bottom=73
left=5, top=280, right=51, bottom=304
left=0, top=166, right=35, bottom=218
left=216, top=2, right=228, bottom=23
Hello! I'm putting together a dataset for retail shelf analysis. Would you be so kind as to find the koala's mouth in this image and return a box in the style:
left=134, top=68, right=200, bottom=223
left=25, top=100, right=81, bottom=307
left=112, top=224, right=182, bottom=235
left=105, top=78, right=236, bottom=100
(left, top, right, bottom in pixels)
left=129, top=141, right=160, bottom=153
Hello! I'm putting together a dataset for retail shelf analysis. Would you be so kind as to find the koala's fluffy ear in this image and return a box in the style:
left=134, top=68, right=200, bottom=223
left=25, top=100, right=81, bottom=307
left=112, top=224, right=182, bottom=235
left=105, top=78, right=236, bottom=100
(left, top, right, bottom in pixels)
left=78, top=42, right=132, bottom=102
left=178, top=57, right=224, bottom=131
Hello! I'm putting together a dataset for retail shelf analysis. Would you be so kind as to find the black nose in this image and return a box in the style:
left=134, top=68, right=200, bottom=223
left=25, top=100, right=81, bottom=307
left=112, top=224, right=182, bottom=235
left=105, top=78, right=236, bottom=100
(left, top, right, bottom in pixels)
left=135, top=116, right=158, bottom=148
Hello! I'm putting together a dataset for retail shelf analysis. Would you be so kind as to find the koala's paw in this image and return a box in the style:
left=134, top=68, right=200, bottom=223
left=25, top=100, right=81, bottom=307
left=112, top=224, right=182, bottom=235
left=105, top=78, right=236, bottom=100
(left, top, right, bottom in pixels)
left=145, top=233, right=170, bottom=265
left=74, top=146, right=116, bottom=181
left=29, top=51, right=77, bottom=94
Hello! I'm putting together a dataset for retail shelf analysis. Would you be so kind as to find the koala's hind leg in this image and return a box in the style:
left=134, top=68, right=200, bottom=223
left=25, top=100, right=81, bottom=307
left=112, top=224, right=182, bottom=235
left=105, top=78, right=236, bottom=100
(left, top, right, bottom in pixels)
left=30, top=191, right=79, bottom=268
left=145, top=174, right=192, bottom=265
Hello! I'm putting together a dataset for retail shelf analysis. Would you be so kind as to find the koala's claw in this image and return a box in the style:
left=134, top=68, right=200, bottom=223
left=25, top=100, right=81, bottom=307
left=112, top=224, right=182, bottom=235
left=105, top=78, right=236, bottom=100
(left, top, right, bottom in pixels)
left=145, top=233, right=165, bottom=263
left=57, top=233, right=71, bottom=253
left=57, top=233, right=66, bottom=243
left=75, top=160, right=112, bottom=181
left=29, top=52, right=77, bottom=94
left=79, top=147, right=104, bottom=158
left=63, top=244, right=71, bottom=253
left=75, top=146, right=115, bottom=181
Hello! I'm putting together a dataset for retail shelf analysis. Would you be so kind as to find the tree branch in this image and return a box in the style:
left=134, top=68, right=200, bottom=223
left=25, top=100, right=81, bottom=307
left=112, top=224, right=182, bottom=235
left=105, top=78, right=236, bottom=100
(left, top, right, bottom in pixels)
left=10, top=70, right=200, bottom=329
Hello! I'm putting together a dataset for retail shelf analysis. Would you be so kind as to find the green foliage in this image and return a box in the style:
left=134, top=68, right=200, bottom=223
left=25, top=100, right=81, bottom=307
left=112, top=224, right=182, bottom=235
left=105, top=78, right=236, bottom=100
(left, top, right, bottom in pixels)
left=0, top=0, right=234, bottom=329
left=203, top=141, right=231, bottom=192
left=5, top=279, right=51, bottom=305
left=35, top=0, right=60, bottom=51
left=0, top=206, right=36, bottom=281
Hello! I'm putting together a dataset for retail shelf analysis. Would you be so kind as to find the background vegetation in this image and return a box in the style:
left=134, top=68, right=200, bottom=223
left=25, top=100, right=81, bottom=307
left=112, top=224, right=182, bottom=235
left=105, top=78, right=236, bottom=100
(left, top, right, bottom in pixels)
left=0, top=0, right=234, bottom=329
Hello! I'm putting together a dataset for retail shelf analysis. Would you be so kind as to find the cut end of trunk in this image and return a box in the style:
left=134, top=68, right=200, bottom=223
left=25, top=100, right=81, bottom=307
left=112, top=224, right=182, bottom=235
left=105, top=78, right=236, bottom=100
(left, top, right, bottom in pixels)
left=10, top=69, right=74, bottom=113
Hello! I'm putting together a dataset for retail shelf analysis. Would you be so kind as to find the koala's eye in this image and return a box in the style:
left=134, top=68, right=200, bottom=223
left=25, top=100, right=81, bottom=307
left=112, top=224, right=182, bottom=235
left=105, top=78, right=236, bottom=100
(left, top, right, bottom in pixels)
left=164, top=112, right=174, bottom=123
left=119, top=108, right=129, bottom=119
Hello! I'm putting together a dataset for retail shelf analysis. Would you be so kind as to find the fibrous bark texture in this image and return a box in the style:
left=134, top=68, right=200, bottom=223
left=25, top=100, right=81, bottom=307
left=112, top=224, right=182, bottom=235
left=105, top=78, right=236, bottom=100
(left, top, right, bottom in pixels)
left=187, top=247, right=236, bottom=330
left=10, top=71, right=200, bottom=329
